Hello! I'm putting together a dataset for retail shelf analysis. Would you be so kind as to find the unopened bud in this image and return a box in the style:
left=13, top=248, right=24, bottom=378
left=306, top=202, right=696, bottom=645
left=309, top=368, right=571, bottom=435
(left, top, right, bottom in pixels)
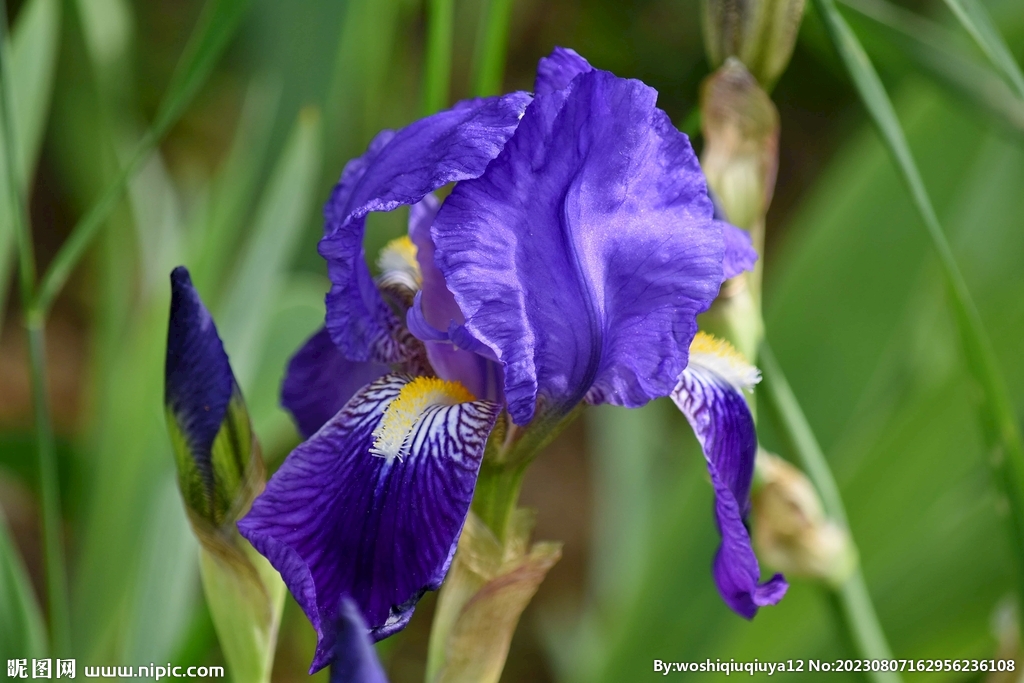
left=427, top=510, right=561, bottom=683
left=752, top=451, right=856, bottom=587
left=702, top=0, right=807, bottom=89
left=701, top=59, right=779, bottom=236
left=165, top=267, right=264, bottom=534
left=165, top=266, right=284, bottom=683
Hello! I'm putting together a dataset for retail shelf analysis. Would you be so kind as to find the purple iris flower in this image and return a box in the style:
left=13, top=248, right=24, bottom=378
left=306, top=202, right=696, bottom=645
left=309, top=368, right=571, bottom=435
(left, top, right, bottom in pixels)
left=237, top=47, right=784, bottom=673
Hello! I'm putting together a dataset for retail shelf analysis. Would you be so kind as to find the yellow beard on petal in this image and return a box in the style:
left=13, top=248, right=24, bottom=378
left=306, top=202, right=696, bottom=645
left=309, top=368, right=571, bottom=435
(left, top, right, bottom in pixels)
left=377, top=236, right=422, bottom=287
left=370, top=377, right=476, bottom=462
left=688, top=331, right=761, bottom=390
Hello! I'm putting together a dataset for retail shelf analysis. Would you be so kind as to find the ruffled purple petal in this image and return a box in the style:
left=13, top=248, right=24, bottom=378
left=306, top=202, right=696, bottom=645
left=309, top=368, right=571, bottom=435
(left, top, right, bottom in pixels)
left=320, top=93, right=532, bottom=362
left=329, top=597, right=388, bottom=683
left=720, top=221, right=757, bottom=280
left=433, top=69, right=726, bottom=424
left=671, top=365, right=787, bottom=618
left=238, top=374, right=500, bottom=673
left=165, top=266, right=235, bottom=487
left=281, top=327, right=389, bottom=438
left=534, top=46, right=593, bottom=96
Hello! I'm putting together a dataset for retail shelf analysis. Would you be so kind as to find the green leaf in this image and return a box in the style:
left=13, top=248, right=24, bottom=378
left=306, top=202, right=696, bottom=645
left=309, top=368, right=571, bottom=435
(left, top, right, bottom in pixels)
left=941, top=0, right=1024, bottom=100
left=0, top=0, right=60, bottom=333
left=122, top=479, right=201, bottom=664
left=0, top=508, right=48, bottom=659
left=189, top=77, right=281, bottom=297
left=35, top=0, right=253, bottom=315
left=422, top=0, right=454, bottom=115
left=471, top=0, right=514, bottom=97
left=840, top=0, right=1024, bottom=136
left=216, top=107, right=324, bottom=391
left=811, top=0, right=1024, bottom=608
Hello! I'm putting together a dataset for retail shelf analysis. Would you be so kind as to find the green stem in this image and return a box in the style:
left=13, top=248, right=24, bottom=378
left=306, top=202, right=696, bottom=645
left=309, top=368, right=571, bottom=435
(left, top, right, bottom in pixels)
left=422, top=0, right=454, bottom=115
left=0, top=0, right=70, bottom=655
left=471, top=461, right=527, bottom=544
left=471, top=0, right=514, bottom=97
left=760, top=342, right=900, bottom=683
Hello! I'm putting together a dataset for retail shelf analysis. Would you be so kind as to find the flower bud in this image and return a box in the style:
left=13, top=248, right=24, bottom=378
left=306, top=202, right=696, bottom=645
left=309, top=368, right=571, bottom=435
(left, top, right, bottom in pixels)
left=752, top=451, right=856, bottom=587
left=426, top=510, right=561, bottom=683
left=700, top=59, right=779, bottom=236
left=165, top=266, right=264, bottom=534
left=165, top=266, right=284, bottom=683
left=699, top=59, right=779, bottom=359
left=702, top=0, right=807, bottom=89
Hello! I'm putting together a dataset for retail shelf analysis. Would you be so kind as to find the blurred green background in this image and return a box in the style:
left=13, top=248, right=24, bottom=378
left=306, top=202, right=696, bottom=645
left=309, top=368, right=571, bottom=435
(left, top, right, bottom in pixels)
left=1, top=0, right=1023, bottom=680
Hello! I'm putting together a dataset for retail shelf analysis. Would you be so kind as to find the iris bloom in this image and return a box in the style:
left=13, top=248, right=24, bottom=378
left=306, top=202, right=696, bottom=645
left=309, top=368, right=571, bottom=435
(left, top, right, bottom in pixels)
left=238, top=47, right=785, bottom=673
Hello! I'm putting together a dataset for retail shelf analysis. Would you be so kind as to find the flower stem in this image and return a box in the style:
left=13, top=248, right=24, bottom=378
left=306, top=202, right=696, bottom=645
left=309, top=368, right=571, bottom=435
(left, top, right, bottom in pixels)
left=760, top=342, right=900, bottom=683
left=471, top=461, right=527, bottom=544
left=471, top=0, right=514, bottom=97
left=0, top=0, right=71, bottom=654
left=422, top=0, right=454, bottom=115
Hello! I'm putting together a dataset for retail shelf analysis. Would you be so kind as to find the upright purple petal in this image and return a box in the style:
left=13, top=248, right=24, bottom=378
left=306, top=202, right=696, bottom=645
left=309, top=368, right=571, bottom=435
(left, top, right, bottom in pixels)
left=320, top=93, right=532, bottom=363
left=330, top=597, right=389, bottom=683
left=433, top=69, right=726, bottom=424
left=238, top=375, right=500, bottom=672
left=534, top=46, right=593, bottom=95
left=406, top=195, right=504, bottom=402
left=281, top=327, right=388, bottom=438
left=165, top=266, right=235, bottom=489
left=672, top=358, right=787, bottom=618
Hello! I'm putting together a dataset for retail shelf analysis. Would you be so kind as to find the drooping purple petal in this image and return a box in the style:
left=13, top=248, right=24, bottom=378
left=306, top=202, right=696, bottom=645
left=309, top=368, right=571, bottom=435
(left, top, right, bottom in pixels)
left=281, top=327, right=388, bottom=438
left=534, top=46, right=592, bottom=96
left=320, top=93, right=532, bottom=363
left=671, top=364, right=787, bottom=618
left=432, top=69, right=727, bottom=424
left=720, top=221, right=757, bottom=280
left=330, top=597, right=388, bottom=683
left=238, top=374, right=500, bottom=673
left=165, top=266, right=235, bottom=489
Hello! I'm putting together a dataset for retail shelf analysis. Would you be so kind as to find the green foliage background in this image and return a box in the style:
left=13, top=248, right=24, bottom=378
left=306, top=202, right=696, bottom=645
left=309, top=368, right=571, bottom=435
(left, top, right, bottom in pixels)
left=0, top=0, right=1022, bottom=680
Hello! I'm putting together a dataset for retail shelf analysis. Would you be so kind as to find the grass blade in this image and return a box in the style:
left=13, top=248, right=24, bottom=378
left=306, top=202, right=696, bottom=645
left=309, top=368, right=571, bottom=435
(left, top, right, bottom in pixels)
left=471, top=0, right=514, bottom=97
left=941, top=0, right=1024, bottom=100
left=189, top=77, right=281, bottom=296
left=812, top=0, right=1024, bottom=626
left=759, top=343, right=899, bottom=682
left=841, top=0, right=1024, bottom=136
left=423, top=0, right=454, bottom=114
left=34, top=0, right=252, bottom=315
left=0, top=508, right=48, bottom=658
left=0, top=0, right=60, bottom=330
left=216, top=107, right=324, bottom=390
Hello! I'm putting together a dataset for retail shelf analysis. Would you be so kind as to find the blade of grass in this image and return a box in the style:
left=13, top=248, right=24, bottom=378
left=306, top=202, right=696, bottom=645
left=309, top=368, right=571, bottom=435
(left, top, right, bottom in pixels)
left=471, top=0, right=514, bottom=97
left=189, top=76, right=281, bottom=296
left=33, top=0, right=252, bottom=316
left=0, top=0, right=60, bottom=335
left=941, top=0, right=1024, bottom=100
left=423, top=0, right=454, bottom=114
left=812, top=0, right=1024, bottom=618
left=216, top=107, right=323, bottom=390
left=840, top=0, right=1024, bottom=136
left=759, top=342, right=899, bottom=683
left=0, top=0, right=70, bottom=656
left=0, top=507, right=48, bottom=658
